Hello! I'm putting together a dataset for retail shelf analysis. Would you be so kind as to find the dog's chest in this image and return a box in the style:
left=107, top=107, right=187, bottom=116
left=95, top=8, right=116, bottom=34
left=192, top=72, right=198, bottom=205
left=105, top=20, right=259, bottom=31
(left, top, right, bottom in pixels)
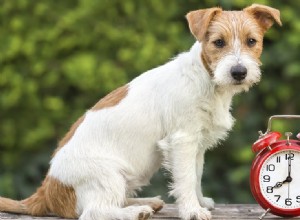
left=198, top=93, right=235, bottom=147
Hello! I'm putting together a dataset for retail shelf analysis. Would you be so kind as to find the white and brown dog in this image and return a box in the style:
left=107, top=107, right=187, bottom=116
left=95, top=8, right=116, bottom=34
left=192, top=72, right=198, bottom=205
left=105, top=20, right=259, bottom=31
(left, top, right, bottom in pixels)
left=0, top=4, right=281, bottom=220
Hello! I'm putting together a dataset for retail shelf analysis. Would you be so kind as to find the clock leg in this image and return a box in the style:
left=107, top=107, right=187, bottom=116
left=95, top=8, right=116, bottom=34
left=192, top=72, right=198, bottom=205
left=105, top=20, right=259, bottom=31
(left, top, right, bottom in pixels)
left=259, top=208, right=270, bottom=220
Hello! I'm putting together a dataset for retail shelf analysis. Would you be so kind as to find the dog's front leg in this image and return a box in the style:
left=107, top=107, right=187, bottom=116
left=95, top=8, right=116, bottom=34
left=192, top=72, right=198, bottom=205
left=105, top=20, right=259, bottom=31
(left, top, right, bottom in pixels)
left=196, top=149, right=215, bottom=210
left=160, top=131, right=211, bottom=220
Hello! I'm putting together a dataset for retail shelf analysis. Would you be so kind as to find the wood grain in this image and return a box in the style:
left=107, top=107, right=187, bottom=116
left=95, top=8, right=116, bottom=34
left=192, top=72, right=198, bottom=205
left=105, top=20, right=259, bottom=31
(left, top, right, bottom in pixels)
left=0, top=204, right=297, bottom=220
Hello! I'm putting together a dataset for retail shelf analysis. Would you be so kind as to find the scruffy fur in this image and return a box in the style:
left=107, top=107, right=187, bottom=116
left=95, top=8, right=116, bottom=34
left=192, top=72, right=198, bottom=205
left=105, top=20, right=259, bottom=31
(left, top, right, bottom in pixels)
left=0, top=4, right=281, bottom=220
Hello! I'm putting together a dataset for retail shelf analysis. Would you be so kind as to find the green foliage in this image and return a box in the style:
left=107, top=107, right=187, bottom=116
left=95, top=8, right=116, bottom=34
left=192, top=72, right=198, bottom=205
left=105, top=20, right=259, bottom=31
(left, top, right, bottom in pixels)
left=1, top=0, right=300, bottom=204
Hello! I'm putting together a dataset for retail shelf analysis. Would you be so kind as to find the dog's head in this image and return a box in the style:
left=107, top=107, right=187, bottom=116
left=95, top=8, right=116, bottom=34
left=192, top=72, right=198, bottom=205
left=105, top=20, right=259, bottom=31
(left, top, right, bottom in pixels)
left=186, top=4, right=281, bottom=92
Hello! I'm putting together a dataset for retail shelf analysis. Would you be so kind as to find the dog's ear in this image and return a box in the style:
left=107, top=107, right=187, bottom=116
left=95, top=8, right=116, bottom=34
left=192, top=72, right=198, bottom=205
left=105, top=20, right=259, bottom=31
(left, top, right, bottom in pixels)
left=244, top=4, right=282, bottom=32
left=186, top=7, right=222, bottom=42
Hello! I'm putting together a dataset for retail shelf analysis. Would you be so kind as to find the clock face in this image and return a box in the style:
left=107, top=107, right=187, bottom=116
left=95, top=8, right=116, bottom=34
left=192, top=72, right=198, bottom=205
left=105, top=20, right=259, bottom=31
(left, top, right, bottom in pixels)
left=259, top=149, right=300, bottom=209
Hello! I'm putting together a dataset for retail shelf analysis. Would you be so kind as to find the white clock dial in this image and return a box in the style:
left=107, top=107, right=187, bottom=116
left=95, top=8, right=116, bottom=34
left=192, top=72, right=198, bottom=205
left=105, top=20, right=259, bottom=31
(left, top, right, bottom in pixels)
left=259, top=150, right=300, bottom=209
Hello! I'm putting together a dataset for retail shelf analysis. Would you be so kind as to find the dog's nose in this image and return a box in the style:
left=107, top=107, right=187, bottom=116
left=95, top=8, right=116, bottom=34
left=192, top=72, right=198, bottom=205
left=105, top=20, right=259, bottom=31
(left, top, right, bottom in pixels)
left=230, top=64, right=247, bottom=81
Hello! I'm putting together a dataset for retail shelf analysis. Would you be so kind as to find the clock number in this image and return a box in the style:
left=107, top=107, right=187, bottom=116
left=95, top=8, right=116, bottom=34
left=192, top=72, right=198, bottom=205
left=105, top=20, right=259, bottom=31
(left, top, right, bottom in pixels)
left=263, top=175, right=270, bottom=182
left=285, top=198, right=292, bottom=206
left=274, top=195, right=281, bottom=202
left=276, top=156, right=281, bottom=163
left=266, top=186, right=273, bottom=193
left=266, top=164, right=275, bottom=171
left=285, top=153, right=294, bottom=160
left=297, top=196, right=300, bottom=203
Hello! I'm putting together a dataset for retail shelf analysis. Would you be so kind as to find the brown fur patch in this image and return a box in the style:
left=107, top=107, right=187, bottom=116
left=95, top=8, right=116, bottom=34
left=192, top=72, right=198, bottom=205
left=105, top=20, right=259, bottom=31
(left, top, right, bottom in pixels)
left=22, top=176, right=77, bottom=218
left=186, top=7, right=222, bottom=42
left=44, top=176, right=77, bottom=218
left=244, top=4, right=282, bottom=32
left=92, top=85, right=128, bottom=111
left=201, top=53, right=213, bottom=76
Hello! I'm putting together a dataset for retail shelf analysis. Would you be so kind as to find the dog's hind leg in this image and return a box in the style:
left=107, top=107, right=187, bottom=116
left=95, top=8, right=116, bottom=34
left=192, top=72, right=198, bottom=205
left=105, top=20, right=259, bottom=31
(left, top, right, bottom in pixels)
left=77, top=171, right=154, bottom=220
left=125, top=196, right=165, bottom=212
left=80, top=204, right=154, bottom=220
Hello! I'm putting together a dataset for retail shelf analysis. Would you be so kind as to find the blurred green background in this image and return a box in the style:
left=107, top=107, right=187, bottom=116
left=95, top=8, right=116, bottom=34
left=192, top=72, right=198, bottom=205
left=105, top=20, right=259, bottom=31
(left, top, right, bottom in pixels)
left=1, top=0, right=300, bottom=204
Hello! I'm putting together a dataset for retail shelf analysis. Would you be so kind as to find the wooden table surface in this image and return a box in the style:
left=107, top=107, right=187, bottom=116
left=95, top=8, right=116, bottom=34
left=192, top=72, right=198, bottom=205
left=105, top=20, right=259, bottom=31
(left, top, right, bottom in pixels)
left=0, top=204, right=297, bottom=220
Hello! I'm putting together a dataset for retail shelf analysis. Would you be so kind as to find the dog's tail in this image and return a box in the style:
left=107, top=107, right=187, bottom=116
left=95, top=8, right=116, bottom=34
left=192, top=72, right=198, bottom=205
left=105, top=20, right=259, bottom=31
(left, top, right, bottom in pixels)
left=0, top=197, right=29, bottom=214
left=0, top=176, right=77, bottom=218
left=0, top=187, right=48, bottom=216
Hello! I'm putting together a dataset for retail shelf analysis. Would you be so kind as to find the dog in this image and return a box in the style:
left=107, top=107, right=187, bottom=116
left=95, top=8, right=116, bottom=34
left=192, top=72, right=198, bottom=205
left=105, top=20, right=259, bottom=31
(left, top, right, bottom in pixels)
left=0, top=4, right=281, bottom=220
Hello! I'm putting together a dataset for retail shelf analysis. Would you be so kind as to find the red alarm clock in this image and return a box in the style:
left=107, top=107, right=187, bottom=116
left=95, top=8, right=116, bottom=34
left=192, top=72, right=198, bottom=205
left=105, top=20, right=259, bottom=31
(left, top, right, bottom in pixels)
left=250, top=115, right=300, bottom=219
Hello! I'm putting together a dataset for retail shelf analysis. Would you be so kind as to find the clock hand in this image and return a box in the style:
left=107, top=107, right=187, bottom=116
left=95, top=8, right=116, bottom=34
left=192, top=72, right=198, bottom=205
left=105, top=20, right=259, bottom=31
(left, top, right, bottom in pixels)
left=287, top=151, right=292, bottom=178
left=288, top=180, right=290, bottom=200
left=272, top=176, right=292, bottom=189
left=272, top=180, right=286, bottom=189
left=287, top=151, right=293, bottom=199
left=272, top=181, right=284, bottom=189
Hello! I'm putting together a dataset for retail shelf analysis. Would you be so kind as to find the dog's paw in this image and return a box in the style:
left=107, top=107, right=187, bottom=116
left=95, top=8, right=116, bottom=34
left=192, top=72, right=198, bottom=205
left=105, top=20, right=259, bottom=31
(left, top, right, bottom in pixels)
left=147, top=196, right=165, bottom=212
left=123, top=205, right=154, bottom=220
left=198, top=197, right=215, bottom=210
left=138, top=211, right=151, bottom=220
left=136, top=205, right=154, bottom=220
left=179, top=206, right=212, bottom=220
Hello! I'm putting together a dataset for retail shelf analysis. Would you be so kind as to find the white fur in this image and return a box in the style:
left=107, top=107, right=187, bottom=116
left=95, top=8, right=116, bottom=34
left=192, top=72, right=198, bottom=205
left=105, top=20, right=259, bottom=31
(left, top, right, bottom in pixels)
left=48, top=42, right=258, bottom=220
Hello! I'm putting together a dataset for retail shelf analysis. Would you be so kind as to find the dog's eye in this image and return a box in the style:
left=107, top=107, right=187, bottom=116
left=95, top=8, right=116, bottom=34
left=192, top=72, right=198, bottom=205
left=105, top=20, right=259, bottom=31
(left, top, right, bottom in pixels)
left=247, top=38, right=257, bottom=47
left=213, top=39, right=225, bottom=48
